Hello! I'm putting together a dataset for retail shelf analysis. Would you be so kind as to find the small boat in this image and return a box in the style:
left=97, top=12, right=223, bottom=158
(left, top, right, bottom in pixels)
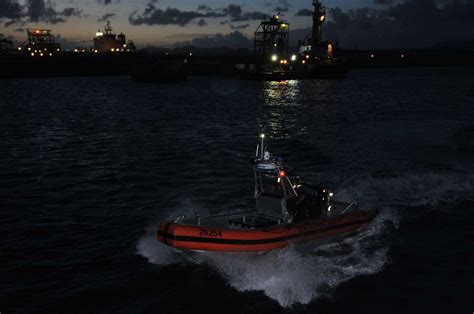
left=157, top=134, right=377, bottom=253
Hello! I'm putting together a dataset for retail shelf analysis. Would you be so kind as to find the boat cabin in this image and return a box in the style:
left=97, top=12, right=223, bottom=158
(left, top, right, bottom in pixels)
left=253, top=134, right=333, bottom=223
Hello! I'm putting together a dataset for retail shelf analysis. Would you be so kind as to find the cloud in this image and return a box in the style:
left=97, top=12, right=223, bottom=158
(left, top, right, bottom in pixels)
left=295, top=8, right=312, bottom=16
left=274, top=7, right=289, bottom=12
left=374, top=0, right=394, bottom=4
left=1, top=0, right=82, bottom=25
left=97, top=0, right=114, bottom=5
left=97, top=13, right=115, bottom=22
left=129, top=5, right=207, bottom=26
left=0, top=0, right=22, bottom=19
left=323, top=0, right=474, bottom=49
left=175, top=30, right=252, bottom=48
left=224, top=4, right=265, bottom=21
left=197, top=4, right=212, bottom=11
left=129, top=3, right=264, bottom=26
left=230, top=23, right=250, bottom=30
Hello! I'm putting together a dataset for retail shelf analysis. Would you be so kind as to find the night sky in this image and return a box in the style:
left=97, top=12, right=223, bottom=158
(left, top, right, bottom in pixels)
left=1, top=0, right=473, bottom=49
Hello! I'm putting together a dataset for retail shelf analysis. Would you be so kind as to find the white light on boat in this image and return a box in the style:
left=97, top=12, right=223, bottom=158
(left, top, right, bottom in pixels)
left=328, top=206, right=332, bottom=212
left=271, top=55, right=278, bottom=62
left=277, top=177, right=281, bottom=183
left=329, top=192, right=334, bottom=197
left=260, top=133, right=265, bottom=138
left=291, top=54, right=297, bottom=61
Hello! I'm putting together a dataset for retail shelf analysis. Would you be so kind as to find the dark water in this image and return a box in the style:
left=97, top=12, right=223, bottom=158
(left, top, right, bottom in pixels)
left=1, top=68, right=473, bottom=313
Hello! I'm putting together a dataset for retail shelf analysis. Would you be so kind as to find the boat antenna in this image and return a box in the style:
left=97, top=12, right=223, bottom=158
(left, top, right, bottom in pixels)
left=259, top=133, right=265, bottom=160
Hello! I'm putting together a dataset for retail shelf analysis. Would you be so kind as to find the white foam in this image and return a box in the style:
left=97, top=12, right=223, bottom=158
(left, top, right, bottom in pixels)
left=338, top=172, right=474, bottom=208
left=199, top=207, right=397, bottom=307
left=136, top=232, right=177, bottom=266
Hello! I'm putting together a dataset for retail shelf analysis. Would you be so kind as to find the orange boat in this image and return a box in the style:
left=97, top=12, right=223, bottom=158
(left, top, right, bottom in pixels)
left=157, top=134, right=377, bottom=253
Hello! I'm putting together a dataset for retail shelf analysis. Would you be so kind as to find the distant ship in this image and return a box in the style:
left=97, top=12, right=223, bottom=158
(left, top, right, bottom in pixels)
left=241, top=0, right=347, bottom=80
left=93, top=21, right=136, bottom=53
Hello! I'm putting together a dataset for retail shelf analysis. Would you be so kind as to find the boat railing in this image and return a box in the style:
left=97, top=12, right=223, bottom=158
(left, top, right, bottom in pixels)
left=340, top=199, right=358, bottom=215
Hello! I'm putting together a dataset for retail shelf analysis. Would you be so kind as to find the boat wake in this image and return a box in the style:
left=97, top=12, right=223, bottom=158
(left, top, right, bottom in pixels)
left=136, top=171, right=473, bottom=307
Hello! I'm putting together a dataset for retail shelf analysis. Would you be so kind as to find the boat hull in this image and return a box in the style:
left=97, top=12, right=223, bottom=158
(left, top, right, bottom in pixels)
left=157, top=211, right=376, bottom=252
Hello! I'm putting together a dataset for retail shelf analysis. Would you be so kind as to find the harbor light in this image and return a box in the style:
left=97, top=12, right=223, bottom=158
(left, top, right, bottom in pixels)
left=291, top=54, right=297, bottom=61
left=275, top=15, right=279, bottom=19
left=111, top=48, right=115, bottom=52
left=320, top=15, right=325, bottom=22
left=28, top=47, right=31, bottom=51
left=271, top=54, right=278, bottom=62
left=260, top=133, right=265, bottom=139
left=49, top=53, right=52, bottom=56
left=31, top=52, right=35, bottom=57
left=302, top=60, right=306, bottom=64
left=40, top=52, right=44, bottom=57
left=18, top=47, right=22, bottom=51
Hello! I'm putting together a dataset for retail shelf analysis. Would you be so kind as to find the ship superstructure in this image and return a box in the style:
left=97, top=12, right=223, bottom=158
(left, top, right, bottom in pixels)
left=93, top=21, right=136, bottom=53
left=254, top=14, right=290, bottom=64
left=19, top=29, right=61, bottom=55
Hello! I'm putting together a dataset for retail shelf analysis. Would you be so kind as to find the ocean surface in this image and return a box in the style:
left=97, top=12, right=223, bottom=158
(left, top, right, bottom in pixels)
left=1, top=67, right=473, bottom=313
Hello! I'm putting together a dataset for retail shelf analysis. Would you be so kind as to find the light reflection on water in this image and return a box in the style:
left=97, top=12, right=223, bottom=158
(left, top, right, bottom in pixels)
left=260, top=79, right=333, bottom=141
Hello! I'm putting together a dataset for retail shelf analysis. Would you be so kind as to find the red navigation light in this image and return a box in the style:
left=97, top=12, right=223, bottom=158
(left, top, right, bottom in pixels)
left=279, top=170, right=286, bottom=177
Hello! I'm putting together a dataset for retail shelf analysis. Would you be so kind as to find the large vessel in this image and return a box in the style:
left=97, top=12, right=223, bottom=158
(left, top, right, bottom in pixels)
left=157, top=134, right=377, bottom=253
left=240, top=0, right=347, bottom=80
left=93, top=21, right=136, bottom=53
